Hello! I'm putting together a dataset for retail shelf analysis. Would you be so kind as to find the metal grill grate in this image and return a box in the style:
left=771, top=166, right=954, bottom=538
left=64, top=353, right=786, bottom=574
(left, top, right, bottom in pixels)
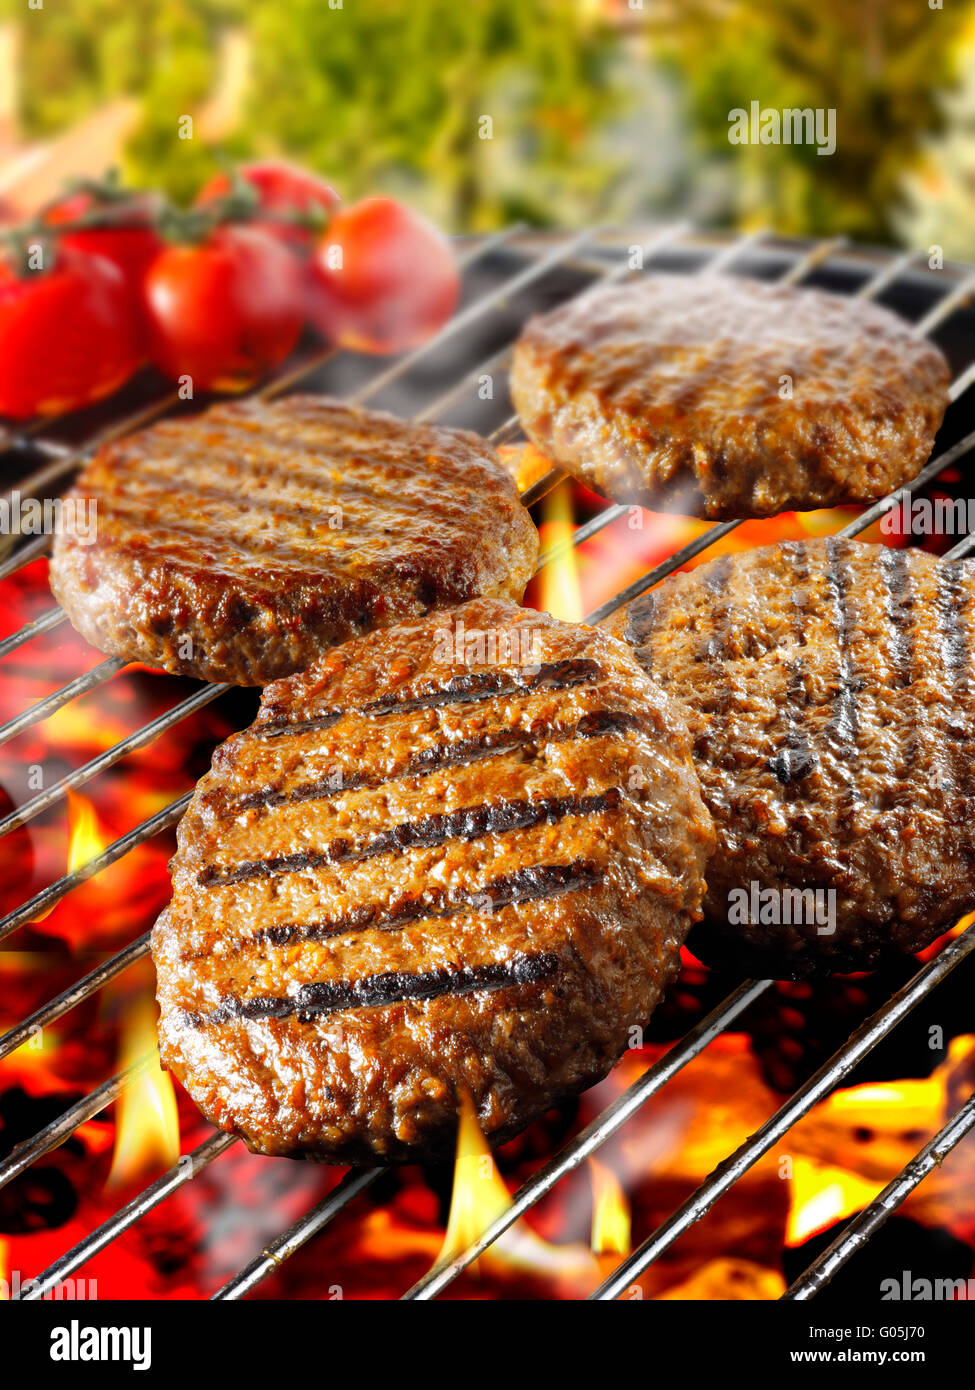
left=1, top=226, right=974, bottom=1302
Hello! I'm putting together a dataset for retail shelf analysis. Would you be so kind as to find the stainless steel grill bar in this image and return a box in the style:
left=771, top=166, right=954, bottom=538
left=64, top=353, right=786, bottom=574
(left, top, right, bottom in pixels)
left=0, top=682, right=229, bottom=841
left=944, top=531, right=975, bottom=562
left=345, top=228, right=599, bottom=409
left=586, top=520, right=743, bottom=627
left=0, top=532, right=52, bottom=583
left=0, top=655, right=126, bottom=749
left=838, top=427, right=975, bottom=540
left=211, top=1168, right=384, bottom=1301
left=5, top=394, right=181, bottom=515
left=782, top=1090, right=975, bottom=1301
left=0, top=1059, right=148, bottom=1191
left=853, top=248, right=919, bottom=299
left=0, top=604, right=66, bottom=658
left=18, top=1130, right=239, bottom=1299
left=0, top=931, right=150, bottom=1063
left=0, top=792, right=191, bottom=946
left=404, top=977, right=771, bottom=1300
left=914, top=271, right=975, bottom=337
left=589, top=921, right=975, bottom=1300
left=412, top=220, right=695, bottom=427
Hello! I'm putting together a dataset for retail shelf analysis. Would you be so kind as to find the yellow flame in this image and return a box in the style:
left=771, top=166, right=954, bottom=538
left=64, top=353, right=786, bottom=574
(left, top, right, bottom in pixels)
left=66, top=790, right=106, bottom=873
left=107, top=995, right=179, bottom=1189
left=437, top=1091, right=514, bottom=1269
left=787, top=1158, right=881, bottom=1247
left=589, top=1157, right=631, bottom=1256
left=434, top=1091, right=599, bottom=1286
left=537, top=481, right=583, bottom=623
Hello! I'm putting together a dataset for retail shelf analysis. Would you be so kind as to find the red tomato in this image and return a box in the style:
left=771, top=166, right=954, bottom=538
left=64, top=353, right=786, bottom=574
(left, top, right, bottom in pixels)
left=195, top=161, right=340, bottom=251
left=0, top=248, right=141, bottom=418
left=44, top=190, right=164, bottom=331
left=307, top=197, right=460, bottom=354
left=143, top=225, right=304, bottom=391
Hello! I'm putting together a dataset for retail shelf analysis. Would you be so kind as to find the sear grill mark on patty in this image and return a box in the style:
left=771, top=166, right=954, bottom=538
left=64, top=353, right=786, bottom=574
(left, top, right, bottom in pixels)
left=242, top=860, right=605, bottom=949
left=698, top=553, right=734, bottom=665
left=198, top=788, right=624, bottom=886
left=938, top=559, right=974, bottom=799
left=881, top=546, right=921, bottom=806
left=229, top=709, right=642, bottom=816
left=180, top=952, right=563, bottom=1027
left=767, top=541, right=819, bottom=787
left=823, top=538, right=863, bottom=804
left=253, top=658, right=606, bottom=739
left=50, top=395, right=539, bottom=687
left=624, top=592, right=658, bottom=676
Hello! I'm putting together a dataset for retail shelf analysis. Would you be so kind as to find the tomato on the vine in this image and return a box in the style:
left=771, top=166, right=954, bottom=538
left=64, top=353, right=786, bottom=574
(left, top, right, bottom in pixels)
left=143, top=225, right=304, bottom=391
left=44, top=189, right=164, bottom=333
left=0, top=248, right=141, bottom=418
left=195, top=161, right=340, bottom=252
left=307, top=197, right=460, bottom=354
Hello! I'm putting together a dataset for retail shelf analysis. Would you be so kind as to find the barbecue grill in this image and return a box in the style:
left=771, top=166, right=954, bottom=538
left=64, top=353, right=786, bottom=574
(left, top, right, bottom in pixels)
left=2, top=226, right=975, bottom=1303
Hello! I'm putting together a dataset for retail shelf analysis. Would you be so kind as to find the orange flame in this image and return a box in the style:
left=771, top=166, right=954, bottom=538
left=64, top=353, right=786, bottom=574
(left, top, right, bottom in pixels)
left=589, top=1157, right=631, bottom=1256
left=786, top=1036, right=975, bottom=1246
left=107, top=994, right=179, bottom=1189
left=536, top=481, right=583, bottom=623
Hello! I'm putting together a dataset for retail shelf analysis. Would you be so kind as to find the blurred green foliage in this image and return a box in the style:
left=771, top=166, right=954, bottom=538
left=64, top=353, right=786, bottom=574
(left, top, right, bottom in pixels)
left=5, top=0, right=975, bottom=246
left=654, top=0, right=974, bottom=243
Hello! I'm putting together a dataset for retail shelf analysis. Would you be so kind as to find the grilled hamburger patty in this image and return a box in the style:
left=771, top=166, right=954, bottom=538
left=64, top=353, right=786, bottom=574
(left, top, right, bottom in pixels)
left=511, top=275, right=950, bottom=520
left=153, top=598, right=714, bottom=1162
left=622, top=538, right=975, bottom=976
left=49, top=395, right=538, bottom=686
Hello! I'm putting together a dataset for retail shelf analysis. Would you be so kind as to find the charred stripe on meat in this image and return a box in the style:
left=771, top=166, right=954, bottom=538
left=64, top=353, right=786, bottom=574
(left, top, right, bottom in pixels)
left=937, top=559, right=974, bottom=802
left=253, top=658, right=606, bottom=739
left=179, top=952, right=562, bottom=1027
left=198, top=789, right=624, bottom=886
left=229, top=710, right=642, bottom=816
left=223, top=861, right=604, bottom=951
left=767, top=541, right=818, bottom=786
left=823, top=538, right=864, bottom=801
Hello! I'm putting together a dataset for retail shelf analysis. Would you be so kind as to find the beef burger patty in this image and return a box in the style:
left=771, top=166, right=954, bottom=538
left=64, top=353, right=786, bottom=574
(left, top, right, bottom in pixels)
left=153, top=598, right=714, bottom=1162
left=622, top=538, right=975, bottom=976
left=50, top=395, right=538, bottom=686
left=511, top=274, right=950, bottom=520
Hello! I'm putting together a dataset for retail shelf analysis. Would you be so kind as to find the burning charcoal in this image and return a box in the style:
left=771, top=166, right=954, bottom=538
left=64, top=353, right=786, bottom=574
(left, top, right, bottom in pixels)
left=0, top=1087, right=87, bottom=1232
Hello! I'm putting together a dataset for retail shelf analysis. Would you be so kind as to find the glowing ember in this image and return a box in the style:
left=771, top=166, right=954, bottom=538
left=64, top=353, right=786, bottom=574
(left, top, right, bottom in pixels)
left=107, top=989, right=180, bottom=1190
left=658, top=1258, right=786, bottom=1301
left=589, top=1157, right=631, bottom=1256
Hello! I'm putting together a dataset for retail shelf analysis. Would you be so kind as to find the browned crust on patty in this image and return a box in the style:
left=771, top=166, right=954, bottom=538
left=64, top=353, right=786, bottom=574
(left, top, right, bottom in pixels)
left=622, top=539, right=975, bottom=977
left=511, top=275, right=950, bottom=520
left=49, top=395, right=538, bottom=686
left=152, top=598, right=714, bottom=1162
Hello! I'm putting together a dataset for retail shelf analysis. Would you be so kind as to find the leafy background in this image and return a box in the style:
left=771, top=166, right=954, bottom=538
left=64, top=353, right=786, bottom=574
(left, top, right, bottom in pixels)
left=3, top=0, right=975, bottom=254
